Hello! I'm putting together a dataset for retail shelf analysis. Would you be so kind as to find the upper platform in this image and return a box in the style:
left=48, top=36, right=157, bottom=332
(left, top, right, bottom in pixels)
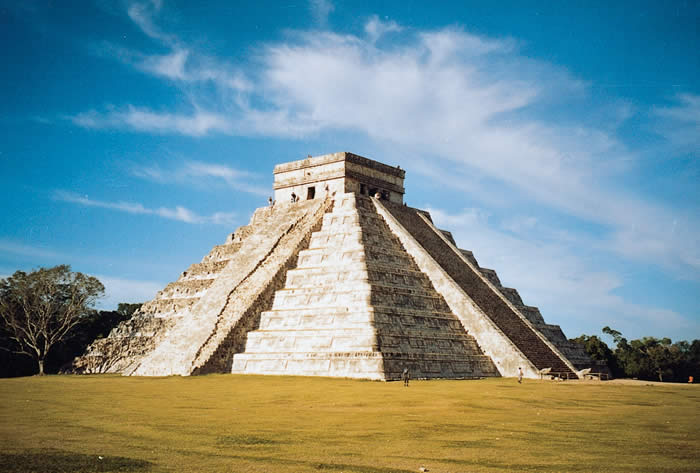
left=273, top=152, right=405, bottom=204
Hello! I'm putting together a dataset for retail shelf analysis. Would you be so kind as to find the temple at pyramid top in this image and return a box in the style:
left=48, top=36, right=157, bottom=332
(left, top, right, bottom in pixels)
left=273, top=152, right=406, bottom=204
left=73, top=151, right=609, bottom=381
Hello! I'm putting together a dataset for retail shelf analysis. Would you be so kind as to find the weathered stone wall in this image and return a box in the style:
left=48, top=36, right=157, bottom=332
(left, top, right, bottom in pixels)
left=71, top=314, right=174, bottom=374
left=273, top=152, right=405, bottom=204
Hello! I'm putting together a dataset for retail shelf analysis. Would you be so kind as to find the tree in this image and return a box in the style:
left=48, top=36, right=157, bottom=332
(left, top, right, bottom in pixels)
left=601, top=326, right=699, bottom=382
left=570, top=333, right=618, bottom=375
left=117, top=302, right=143, bottom=318
left=0, top=265, right=104, bottom=375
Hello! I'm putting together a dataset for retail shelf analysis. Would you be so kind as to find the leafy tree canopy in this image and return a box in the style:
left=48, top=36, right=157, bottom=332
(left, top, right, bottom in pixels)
left=574, top=327, right=699, bottom=382
left=0, top=265, right=104, bottom=375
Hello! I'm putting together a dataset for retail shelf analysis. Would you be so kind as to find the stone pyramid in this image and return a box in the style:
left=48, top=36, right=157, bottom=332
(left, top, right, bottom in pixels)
left=74, top=152, right=604, bottom=380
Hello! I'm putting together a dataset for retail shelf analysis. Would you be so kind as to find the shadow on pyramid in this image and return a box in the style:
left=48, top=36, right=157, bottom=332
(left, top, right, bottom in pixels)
left=73, top=153, right=607, bottom=380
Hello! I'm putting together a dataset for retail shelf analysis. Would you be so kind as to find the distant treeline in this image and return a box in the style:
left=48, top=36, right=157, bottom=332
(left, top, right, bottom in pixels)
left=572, top=327, right=700, bottom=382
left=0, top=303, right=141, bottom=378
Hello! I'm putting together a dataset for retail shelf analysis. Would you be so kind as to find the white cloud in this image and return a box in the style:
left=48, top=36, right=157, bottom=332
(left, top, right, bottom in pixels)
left=364, top=15, right=402, bottom=43
left=71, top=106, right=231, bottom=136
left=653, top=93, right=700, bottom=153
left=127, top=0, right=174, bottom=45
left=140, top=48, right=189, bottom=80
left=131, top=161, right=269, bottom=196
left=53, top=190, right=237, bottom=226
left=96, top=275, right=163, bottom=310
left=0, top=240, right=66, bottom=260
left=309, top=0, right=334, bottom=27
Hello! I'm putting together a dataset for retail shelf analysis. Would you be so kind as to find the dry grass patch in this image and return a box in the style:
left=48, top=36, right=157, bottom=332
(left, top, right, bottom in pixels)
left=1, top=375, right=698, bottom=472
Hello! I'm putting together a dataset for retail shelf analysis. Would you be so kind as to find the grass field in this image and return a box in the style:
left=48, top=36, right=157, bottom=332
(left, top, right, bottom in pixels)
left=1, top=375, right=698, bottom=473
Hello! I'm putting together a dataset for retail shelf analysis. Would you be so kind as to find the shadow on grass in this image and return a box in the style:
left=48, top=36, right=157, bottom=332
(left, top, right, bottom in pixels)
left=217, top=434, right=285, bottom=446
left=313, top=463, right=416, bottom=473
left=395, top=455, right=596, bottom=472
left=0, top=450, right=152, bottom=473
left=222, top=453, right=415, bottom=473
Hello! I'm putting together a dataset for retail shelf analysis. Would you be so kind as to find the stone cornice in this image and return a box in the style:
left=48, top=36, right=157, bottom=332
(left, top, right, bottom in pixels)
left=273, top=152, right=405, bottom=179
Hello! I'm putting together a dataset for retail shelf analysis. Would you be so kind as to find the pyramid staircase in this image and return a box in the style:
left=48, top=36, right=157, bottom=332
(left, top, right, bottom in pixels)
left=231, top=193, right=499, bottom=379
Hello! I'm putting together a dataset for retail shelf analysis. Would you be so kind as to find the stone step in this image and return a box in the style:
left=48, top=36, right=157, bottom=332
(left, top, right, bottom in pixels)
left=139, top=297, right=200, bottom=315
left=257, top=308, right=469, bottom=333
left=271, top=287, right=372, bottom=310
left=244, top=328, right=377, bottom=352
left=180, top=260, right=229, bottom=280
left=258, top=304, right=461, bottom=320
left=282, top=268, right=435, bottom=291
left=272, top=282, right=450, bottom=311
left=370, top=286, right=451, bottom=312
left=381, top=354, right=500, bottom=379
left=283, top=267, right=368, bottom=288
left=500, top=287, right=523, bottom=306
left=232, top=351, right=499, bottom=380
left=377, top=337, right=485, bottom=355
left=155, top=278, right=215, bottom=300
left=201, top=242, right=243, bottom=263
left=259, top=310, right=375, bottom=330
left=459, top=249, right=480, bottom=268
left=309, top=228, right=402, bottom=249
left=322, top=213, right=361, bottom=227
left=516, top=305, right=545, bottom=324
left=231, top=351, right=386, bottom=379
left=479, top=268, right=501, bottom=287
left=295, top=247, right=366, bottom=267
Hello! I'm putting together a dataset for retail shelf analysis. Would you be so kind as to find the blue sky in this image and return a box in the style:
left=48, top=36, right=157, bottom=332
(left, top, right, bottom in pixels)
left=1, top=0, right=698, bottom=342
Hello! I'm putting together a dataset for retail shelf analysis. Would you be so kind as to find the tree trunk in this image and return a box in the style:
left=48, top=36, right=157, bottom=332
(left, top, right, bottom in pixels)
left=38, top=359, right=45, bottom=376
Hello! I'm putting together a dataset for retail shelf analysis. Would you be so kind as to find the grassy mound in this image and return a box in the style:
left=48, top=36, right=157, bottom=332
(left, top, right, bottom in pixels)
left=1, top=375, right=698, bottom=472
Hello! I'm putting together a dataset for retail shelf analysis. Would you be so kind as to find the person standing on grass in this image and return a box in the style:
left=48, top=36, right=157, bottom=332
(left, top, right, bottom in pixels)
left=402, top=367, right=410, bottom=387
left=518, top=367, right=523, bottom=384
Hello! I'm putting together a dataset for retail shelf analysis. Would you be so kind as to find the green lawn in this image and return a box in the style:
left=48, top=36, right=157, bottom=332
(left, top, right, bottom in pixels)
left=1, top=375, right=698, bottom=473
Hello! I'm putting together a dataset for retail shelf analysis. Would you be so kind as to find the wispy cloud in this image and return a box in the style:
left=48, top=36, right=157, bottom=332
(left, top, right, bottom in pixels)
left=309, top=0, right=334, bottom=27
left=96, top=274, right=164, bottom=310
left=140, top=48, right=189, bottom=79
left=53, top=190, right=237, bottom=226
left=127, top=0, right=174, bottom=45
left=364, top=15, right=402, bottom=43
left=131, top=161, right=268, bottom=196
left=0, top=240, right=66, bottom=260
left=71, top=106, right=231, bottom=136
left=653, top=93, right=700, bottom=154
